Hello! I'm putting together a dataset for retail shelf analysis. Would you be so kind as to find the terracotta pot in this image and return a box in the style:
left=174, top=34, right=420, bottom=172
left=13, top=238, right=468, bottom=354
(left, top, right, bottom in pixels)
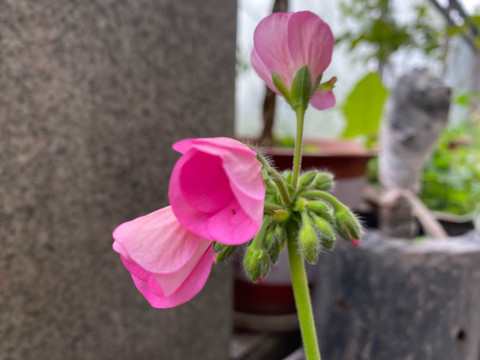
left=262, top=138, right=373, bottom=179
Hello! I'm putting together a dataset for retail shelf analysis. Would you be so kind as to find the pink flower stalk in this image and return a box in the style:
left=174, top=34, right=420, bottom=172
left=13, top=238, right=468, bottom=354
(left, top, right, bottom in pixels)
left=113, top=206, right=214, bottom=308
left=169, top=137, right=265, bottom=245
left=251, top=11, right=335, bottom=110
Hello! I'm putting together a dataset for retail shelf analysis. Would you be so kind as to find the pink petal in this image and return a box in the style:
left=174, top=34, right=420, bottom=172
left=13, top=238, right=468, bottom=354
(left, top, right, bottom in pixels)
left=130, top=245, right=214, bottom=308
left=172, top=137, right=256, bottom=156
left=169, top=137, right=265, bottom=245
left=251, top=48, right=279, bottom=95
left=153, top=238, right=211, bottom=296
left=350, top=238, right=360, bottom=247
left=112, top=206, right=201, bottom=274
left=287, top=11, right=334, bottom=83
left=253, top=12, right=296, bottom=88
left=220, top=150, right=265, bottom=231
left=310, top=90, right=336, bottom=110
left=175, top=138, right=264, bottom=224
left=205, top=200, right=260, bottom=245
left=118, top=236, right=210, bottom=299
left=177, top=150, right=233, bottom=214
left=169, top=150, right=227, bottom=239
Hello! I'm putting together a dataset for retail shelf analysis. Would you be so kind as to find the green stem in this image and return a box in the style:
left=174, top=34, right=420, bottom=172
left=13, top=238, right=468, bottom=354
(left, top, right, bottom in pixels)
left=288, top=106, right=321, bottom=359
left=257, top=155, right=291, bottom=206
left=264, top=202, right=283, bottom=214
left=287, top=224, right=321, bottom=360
left=300, top=190, right=343, bottom=211
left=291, top=108, right=306, bottom=188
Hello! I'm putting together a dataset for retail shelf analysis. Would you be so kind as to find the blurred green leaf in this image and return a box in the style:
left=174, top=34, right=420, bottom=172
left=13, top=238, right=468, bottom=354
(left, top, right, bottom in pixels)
left=342, top=72, right=388, bottom=138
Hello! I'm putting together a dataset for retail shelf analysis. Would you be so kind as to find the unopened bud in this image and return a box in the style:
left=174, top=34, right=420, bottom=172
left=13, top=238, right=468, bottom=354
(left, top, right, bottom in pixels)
left=214, top=242, right=237, bottom=262
left=244, top=245, right=270, bottom=282
left=266, top=181, right=278, bottom=195
left=306, top=200, right=334, bottom=223
left=293, top=198, right=307, bottom=212
left=273, top=223, right=285, bottom=242
left=299, top=171, right=317, bottom=188
left=274, top=208, right=291, bottom=222
left=283, top=171, right=292, bottom=184
left=310, top=213, right=336, bottom=250
left=299, top=214, right=320, bottom=264
left=305, top=200, right=329, bottom=214
left=267, top=237, right=282, bottom=264
left=263, top=230, right=274, bottom=250
left=314, top=172, right=334, bottom=191
left=335, top=207, right=362, bottom=243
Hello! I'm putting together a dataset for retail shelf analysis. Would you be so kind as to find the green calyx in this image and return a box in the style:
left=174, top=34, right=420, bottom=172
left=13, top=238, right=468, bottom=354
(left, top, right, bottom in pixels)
left=298, top=212, right=320, bottom=264
left=271, top=66, right=329, bottom=112
left=214, top=242, right=238, bottom=263
left=241, top=153, right=363, bottom=281
left=290, top=65, right=312, bottom=112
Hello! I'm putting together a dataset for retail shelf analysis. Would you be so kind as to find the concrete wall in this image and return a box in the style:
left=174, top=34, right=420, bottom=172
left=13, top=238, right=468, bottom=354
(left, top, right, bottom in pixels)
left=0, top=1, right=237, bottom=359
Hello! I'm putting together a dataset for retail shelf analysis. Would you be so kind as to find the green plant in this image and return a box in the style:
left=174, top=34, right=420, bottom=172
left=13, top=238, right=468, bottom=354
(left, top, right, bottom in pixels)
left=420, top=122, right=480, bottom=216
left=337, top=0, right=443, bottom=68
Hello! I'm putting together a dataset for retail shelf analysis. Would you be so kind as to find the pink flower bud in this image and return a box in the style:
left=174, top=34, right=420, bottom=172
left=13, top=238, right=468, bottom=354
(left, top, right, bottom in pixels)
left=251, top=11, right=335, bottom=110
left=113, top=206, right=214, bottom=308
left=169, top=137, right=265, bottom=245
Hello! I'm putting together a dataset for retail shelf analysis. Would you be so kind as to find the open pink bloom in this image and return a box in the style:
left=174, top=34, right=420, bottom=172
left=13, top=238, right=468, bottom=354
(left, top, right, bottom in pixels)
left=251, top=11, right=335, bottom=110
left=113, top=206, right=214, bottom=308
left=169, top=137, right=265, bottom=245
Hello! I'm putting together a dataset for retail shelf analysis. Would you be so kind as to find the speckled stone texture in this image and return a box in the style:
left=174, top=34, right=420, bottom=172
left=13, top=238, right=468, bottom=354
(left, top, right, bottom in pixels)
left=313, top=231, right=480, bottom=360
left=0, top=1, right=236, bottom=359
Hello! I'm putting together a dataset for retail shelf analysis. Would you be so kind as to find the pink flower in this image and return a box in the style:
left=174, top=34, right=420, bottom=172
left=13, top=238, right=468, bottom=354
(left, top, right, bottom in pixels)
left=169, top=137, right=265, bottom=245
left=251, top=11, right=335, bottom=110
left=113, top=206, right=214, bottom=308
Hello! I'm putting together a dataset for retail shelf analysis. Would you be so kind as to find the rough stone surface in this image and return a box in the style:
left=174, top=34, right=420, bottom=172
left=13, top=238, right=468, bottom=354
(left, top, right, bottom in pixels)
left=0, top=1, right=236, bottom=359
left=313, top=231, right=480, bottom=360
left=379, top=68, right=451, bottom=238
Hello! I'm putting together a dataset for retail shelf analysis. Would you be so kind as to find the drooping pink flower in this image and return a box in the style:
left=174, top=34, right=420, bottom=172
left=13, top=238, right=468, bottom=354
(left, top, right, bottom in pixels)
left=113, top=206, right=214, bottom=308
left=251, top=11, right=335, bottom=110
left=169, top=137, right=265, bottom=245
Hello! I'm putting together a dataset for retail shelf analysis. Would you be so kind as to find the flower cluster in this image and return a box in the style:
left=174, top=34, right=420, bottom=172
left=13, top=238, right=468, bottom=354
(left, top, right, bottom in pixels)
left=113, top=137, right=265, bottom=308
left=215, top=166, right=362, bottom=282
left=113, top=11, right=362, bottom=313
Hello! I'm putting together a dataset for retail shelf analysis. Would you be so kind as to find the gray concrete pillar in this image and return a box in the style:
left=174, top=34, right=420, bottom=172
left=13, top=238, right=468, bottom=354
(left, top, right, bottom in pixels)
left=0, top=1, right=236, bottom=359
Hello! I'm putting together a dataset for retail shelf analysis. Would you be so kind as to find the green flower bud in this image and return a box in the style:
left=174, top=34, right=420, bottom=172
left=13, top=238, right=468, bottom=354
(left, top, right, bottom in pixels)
left=265, top=181, right=278, bottom=196
left=293, top=198, right=307, bottom=212
left=244, top=245, right=270, bottom=282
left=263, top=230, right=274, bottom=250
left=310, top=213, right=336, bottom=250
left=299, top=171, right=317, bottom=188
left=263, top=223, right=286, bottom=264
left=273, top=223, right=286, bottom=243
left=299, top=213, right=320, bottom=264
left=335, top=207, right=362, bottom=243
left=213, top=242, right=238, bottom=262
left=274, top=208, right=291, bottom=222
left=283, top=171, right=292, bottom=184
left=305, top=200, right=329, bottom=214
left=267, top=237, right=282, bottom=264
left=314, top=172, right=334, bottom=191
